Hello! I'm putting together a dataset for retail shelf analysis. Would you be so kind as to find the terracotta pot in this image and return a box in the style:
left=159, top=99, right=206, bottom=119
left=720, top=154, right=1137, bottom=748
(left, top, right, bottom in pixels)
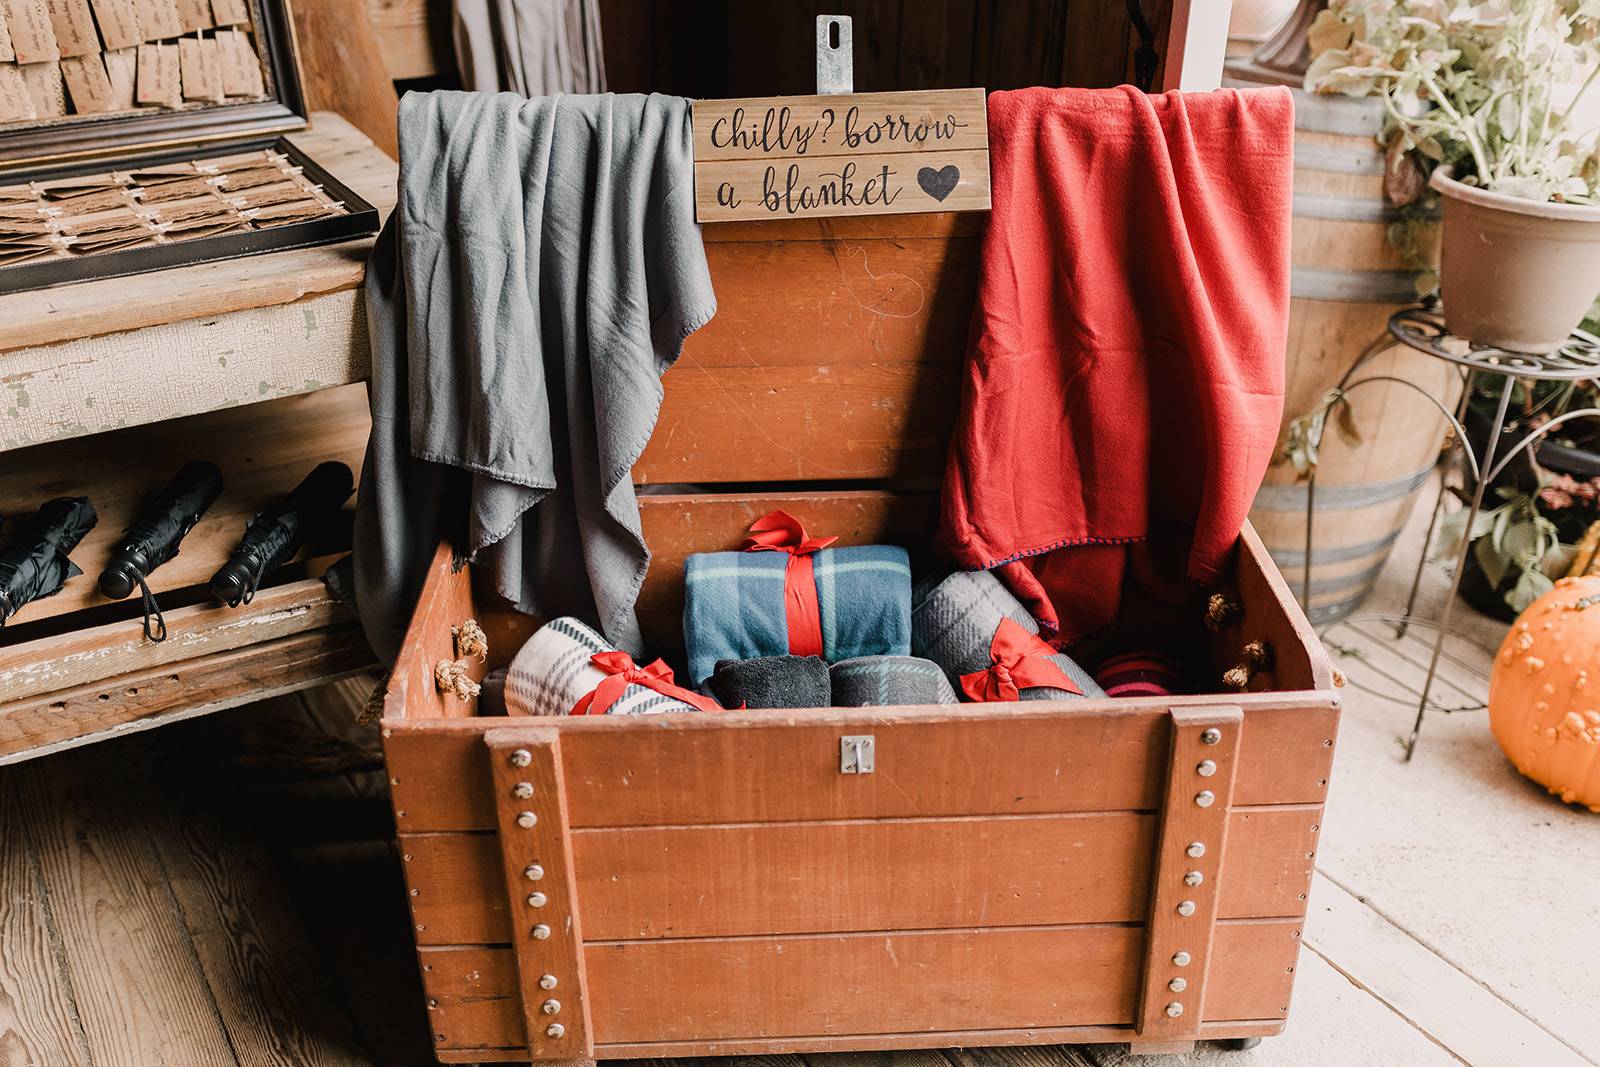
left=1431, top=169, right=1600, bottom=353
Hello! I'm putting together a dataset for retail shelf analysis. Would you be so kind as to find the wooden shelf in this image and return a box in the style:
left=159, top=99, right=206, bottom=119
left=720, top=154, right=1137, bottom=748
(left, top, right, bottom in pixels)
left=0, top=115, right=388, bottom=762
left=0, top=384, right=370, bottom=630
left=0, top=383, right=375, bottom=763
left=0, top=113, right=395, bottom=454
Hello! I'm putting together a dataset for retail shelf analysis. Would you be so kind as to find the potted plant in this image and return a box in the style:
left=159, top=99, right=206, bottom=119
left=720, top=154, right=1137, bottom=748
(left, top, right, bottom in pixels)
left=1307, top=0, right=1600, bottom=353
left=1445, top=341, right=1600, bottom=617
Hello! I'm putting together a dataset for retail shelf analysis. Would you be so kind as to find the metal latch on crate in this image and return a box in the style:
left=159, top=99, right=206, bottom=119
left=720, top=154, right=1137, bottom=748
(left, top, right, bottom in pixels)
left=840, top=734, right=875, bottom=774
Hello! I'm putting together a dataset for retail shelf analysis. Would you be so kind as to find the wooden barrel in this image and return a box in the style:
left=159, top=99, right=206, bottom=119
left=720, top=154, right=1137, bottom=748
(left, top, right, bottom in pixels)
left=1225, top=82, right=1458, bottom=624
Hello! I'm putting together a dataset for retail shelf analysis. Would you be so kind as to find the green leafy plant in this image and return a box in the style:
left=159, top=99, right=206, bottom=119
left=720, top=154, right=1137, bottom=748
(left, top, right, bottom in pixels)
left=1308, top=0, right=1600, bottom=205
left=1280, top=387, right=1365, bottom=479
left=1437, top=484, right=1566, bottom=611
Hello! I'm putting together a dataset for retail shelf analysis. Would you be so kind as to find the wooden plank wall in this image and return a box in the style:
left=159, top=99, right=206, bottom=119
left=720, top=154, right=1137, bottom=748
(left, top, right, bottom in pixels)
left=372, top=0, right=1176, bottom=93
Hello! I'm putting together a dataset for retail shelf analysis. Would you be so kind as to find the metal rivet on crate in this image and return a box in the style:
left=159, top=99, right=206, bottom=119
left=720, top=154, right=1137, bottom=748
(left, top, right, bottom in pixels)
left=1172, top=951, right=1191, bottom=967
left=531, top=924, right=551, bottom=940
left=1184, top=870, right=1204, bottom=887
left=512, top=782, right=534, bottom=799
left=1177, top=900, right=1197, bottom=917
left=539, top=974, right=558, bottom=990
left=542, top=999, right=561, bottom=1015
left=546, top=1024, right=565, bottom=1039
left=1166, top=1002, right=1184, bottom=1018
left=516, top=811, right=538, bottom=828
left=510, top=749, right=532, bottom=767
left=1186, top=841, right=1205, bottom=858
left=1201, top=728, right=1222, bottom=745
left=528, top=892, right=548, bottom=908
left=1196, top=759, right=1217, bottom=777
left=1169, top=977, right=1188, bottom=993
left=1194, top=790, right=1215, bottom=808
left=525, top=864, right=545, bottom=881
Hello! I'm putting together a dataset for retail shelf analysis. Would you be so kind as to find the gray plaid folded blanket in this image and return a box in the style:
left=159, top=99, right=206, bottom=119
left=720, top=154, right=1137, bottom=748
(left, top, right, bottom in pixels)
left=505, top=616, right=702, bottom=716
left=830, top=655, right=959, bottom=707
left=912, top=570, right=1105, bottom=700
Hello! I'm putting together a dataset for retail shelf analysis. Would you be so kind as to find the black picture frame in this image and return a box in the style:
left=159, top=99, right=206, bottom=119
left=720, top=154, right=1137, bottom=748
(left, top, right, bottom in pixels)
left=0, top=136, right=378, bottom=295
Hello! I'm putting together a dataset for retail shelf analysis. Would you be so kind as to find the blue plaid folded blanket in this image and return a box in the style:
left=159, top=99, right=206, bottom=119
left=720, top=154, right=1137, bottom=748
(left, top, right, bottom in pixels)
left=683, top=545, right=912, bottom=685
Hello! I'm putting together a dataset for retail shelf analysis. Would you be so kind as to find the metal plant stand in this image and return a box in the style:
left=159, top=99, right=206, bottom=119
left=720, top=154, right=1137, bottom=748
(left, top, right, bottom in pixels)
left=1303, top=307, right=1600, bottom=760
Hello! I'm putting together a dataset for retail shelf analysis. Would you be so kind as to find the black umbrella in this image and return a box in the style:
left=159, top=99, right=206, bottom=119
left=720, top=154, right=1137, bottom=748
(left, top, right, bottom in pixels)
left=99, top=461, right=224, bottom=641
left=0, top=497, right=98, bottom=625
left=211, top=462, right=354, bottom=607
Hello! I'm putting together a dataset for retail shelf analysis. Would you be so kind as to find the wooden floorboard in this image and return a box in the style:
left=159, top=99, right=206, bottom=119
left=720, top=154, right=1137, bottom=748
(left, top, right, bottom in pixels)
left=949, top=1048, right=1095, bottom=1067
left=8, top=743, right=239, bottom=1066
left=137, top=725, right=373, bottom=1067
left=208, top=687, right=439, bottom=1067
left=0, top=768, right=91, bottom=1067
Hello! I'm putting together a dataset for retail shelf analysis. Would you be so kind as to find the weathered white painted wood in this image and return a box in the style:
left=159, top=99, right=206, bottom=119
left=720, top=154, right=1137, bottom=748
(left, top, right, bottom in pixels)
left=1162, top=0, right=1234, bottom=92
left=1, top=289, right=369, bottom=450
left=1302, top=873, right=1590, bottom=1067
left=0, top=580, right=346, bottom=700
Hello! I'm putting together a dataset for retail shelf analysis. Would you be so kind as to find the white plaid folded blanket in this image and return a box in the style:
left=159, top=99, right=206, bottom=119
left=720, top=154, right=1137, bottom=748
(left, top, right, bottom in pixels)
left=505, top=617, right=701, bottom=716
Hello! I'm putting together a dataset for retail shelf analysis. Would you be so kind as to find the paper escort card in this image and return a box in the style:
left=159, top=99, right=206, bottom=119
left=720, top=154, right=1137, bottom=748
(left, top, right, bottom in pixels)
left=691, top=88, right=990, bottom=223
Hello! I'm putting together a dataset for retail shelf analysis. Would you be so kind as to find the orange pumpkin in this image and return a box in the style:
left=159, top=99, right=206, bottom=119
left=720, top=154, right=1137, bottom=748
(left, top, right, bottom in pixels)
left=1489, top=575, right=1600, bottom=812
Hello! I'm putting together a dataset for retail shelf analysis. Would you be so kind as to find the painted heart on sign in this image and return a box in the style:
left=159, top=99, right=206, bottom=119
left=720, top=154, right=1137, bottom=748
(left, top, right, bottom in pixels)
left=917, top=165, right=960, bottom=202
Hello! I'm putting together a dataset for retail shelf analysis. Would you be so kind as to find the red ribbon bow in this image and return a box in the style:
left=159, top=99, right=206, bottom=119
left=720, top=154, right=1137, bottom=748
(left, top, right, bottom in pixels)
left=959, top=617, right=1083, bottom=702
left=740, top=509, right=837, bottom=658
left=570, top=651, right=727, bottom=716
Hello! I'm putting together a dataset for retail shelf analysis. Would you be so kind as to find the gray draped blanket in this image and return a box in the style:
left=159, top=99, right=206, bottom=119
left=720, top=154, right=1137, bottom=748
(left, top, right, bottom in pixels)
left=355, top=91, right=716, bottom=661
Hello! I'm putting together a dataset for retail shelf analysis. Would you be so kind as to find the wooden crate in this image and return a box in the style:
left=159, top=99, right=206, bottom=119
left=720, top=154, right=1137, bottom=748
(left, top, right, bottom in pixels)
left=380, top=214, right=1340, bottom=1063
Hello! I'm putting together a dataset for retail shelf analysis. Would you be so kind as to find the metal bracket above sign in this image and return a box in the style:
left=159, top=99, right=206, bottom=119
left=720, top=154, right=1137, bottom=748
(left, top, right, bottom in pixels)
left=816, top=15, right=854, bottom=95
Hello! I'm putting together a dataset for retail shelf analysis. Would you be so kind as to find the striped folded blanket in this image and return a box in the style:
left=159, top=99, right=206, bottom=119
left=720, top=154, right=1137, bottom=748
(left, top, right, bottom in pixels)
left=683, top=545, right=912, bottom=685
left=912, top=569, right=1105, bottom=700
left=1095, top=650, right=1183, bottom=698
left=830, top=655, right=959, bottom=707
left=505, top=617, right=703, bottom=717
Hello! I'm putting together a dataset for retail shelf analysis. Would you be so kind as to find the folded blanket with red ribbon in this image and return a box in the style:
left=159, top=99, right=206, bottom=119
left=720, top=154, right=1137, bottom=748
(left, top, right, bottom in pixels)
left=912, top=569, right=1104, bottom=701
left=938, top=86, right=1293, bottom=643
left=505, top=616, right=722, bottom=716
left=683, top=510, right=912, bottom=685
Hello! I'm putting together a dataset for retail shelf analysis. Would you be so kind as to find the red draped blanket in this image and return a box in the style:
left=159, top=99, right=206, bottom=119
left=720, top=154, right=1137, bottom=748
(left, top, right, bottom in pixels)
left=939, top=85, right=1293, bottom=642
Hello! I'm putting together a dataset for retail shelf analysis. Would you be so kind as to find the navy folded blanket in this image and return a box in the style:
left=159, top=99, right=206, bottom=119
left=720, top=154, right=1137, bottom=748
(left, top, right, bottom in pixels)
left=683, top=545, right=912, bottom=685
left=706, top=655, right=832, bottom=709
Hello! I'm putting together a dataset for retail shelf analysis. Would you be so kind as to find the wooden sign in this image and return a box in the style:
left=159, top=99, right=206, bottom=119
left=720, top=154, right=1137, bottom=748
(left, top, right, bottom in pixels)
left=692, top=87, right=989, bottom=223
